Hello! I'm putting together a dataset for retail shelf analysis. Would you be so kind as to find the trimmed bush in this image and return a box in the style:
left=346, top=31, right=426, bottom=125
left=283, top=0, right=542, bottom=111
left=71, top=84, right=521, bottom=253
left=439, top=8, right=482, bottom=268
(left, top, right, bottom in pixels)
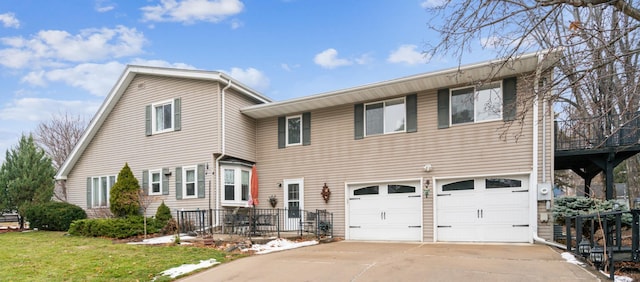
left=110, top=163, right=141, bottom=217
left=24, top=202, right=86, bottom=231
left=68, top=216, right=164, bottom=239
left=155, top=201, right=172, bottom=223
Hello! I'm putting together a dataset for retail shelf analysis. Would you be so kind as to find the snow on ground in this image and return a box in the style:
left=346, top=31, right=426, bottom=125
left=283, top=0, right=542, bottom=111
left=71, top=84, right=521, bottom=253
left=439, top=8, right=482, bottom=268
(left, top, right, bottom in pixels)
left=157, top=259, right=220, bottom=279
left=562, top=252, right=633, bottom=282
left=127, top=234, right=195, bottom=245
left=141, top=236, right=317, bottom=279
left=244, top=238, right=319, bottom=254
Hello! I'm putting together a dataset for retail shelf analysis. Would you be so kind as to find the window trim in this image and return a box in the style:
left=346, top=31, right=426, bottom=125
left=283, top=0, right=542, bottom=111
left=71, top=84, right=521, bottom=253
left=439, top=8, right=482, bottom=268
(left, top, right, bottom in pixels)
left=449, top=81, right=503, bottom=126
left=91, top=175, right=116, bottom=208
left=182, top=165, right=197, bottom=199
left=364, top=97, right=406, bottom=137
left=148, top=169, right=162, bottom=196
left=286, top=114, right=302, bottom=146
left=220, top=164, right=252, bottom=207
left=151, top=99, right=175, bottom=134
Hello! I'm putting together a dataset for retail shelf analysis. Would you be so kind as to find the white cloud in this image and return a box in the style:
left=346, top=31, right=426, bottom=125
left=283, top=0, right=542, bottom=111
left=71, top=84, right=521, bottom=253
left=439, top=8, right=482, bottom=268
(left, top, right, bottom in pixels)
left=0, top=26, right=146, bottom=69
left=129, top=58, right=196, bottom=70
left=480, top=36, right=502, bottom=49
left=95, top=0, right=116, bottom=12
left=281, top=63, right=300, bottom=72
left=387, top=44, right=427, bottom=65
left=0, top=13, right=20, bottom=28
left=230, top=18, right=243, bottom=29
left=420, top=0, right=447, bottom=8
left=141, top=0, right=244, bottom=24
left=225, top=67, right=270, bottom=91
left=0, top=97, right=100, bottom=122
left=314, top=48, right=352, bottom=69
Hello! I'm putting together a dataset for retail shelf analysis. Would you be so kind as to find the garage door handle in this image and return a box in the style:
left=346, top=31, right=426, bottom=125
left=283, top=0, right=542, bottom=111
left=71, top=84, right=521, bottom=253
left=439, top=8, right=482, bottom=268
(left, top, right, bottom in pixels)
left=349, top=226, right=361, bottom=228
left=437, top=193, right=451, bottom=196
left=350, top=197, right=361, bottom=200
left=512, top=224, right=529, bottom=227
left=408, top=225, right=421, bottom=228
left=512, top=190, right=528, bottom=193
left=408, top=195, right=421, bottom=198
left=437, top=225, right=452, bottom=228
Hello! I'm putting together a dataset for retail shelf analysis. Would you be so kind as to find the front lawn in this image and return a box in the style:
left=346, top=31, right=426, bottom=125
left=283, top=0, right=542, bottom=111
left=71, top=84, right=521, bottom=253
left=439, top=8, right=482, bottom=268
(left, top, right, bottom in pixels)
left=0, top=231, right=239, bottom=281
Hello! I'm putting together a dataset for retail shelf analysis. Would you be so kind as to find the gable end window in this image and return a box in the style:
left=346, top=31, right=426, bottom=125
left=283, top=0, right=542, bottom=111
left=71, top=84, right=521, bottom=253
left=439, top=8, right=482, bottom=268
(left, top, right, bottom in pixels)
left=146, top=98, right=181, bottom=136
left=86, top=175, right=116, bottom=208
left=354, top=94, right=416, bottom=139
left=278, top=112, right=311, bottom=148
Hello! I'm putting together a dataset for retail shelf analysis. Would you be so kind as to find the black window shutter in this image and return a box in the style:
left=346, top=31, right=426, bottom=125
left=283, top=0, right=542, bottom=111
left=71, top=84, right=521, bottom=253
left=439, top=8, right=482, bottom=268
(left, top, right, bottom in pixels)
left=174, top=98, right=181, bottom=131
left=145, top=105, right=152, bottom=136
left=302, top=112, right=311, bottom=146
left=277, top=116, right=286, bottom=148
left=162, top=168, right=170, bottom=195
left=437, top=89, right=450, bottom=129
left=503, top=77, right=517, bottom=121
left=86, top=177, right=92, bottom=208
left=142, top=170, right=149, bottom=195
left=406, top=94, right=417, bottom=133
left=354, top=104, right=364, bottom=139
left=175, top=167, right=182, bottom=200
left=197, top=164, right=205, bottom=198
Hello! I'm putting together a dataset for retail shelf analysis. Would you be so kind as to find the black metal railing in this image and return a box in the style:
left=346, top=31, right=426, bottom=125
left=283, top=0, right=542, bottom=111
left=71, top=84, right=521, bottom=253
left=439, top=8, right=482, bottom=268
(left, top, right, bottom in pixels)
left=555, top=113, right=640, bottom=151
left=176, top=208, right=333, bottom=240
left=564, top=209, right=640, bottom=280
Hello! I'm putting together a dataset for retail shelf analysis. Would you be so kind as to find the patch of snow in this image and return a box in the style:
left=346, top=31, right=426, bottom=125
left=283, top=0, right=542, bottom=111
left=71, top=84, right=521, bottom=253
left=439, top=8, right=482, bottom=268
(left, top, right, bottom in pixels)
left=561, top=252, right=585, bottom=266
left=127, top=234, right=195, bottom=245
left=244, top=238, right=318, bottom=254
left=158, top=259, right=220, bottom=279
left=563, top=253, right=633, bottom=282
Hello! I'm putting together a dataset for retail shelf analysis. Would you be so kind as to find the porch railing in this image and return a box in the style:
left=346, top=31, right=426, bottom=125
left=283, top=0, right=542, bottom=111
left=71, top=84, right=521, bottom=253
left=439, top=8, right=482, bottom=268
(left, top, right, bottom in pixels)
left=176, top=208, right=333, bottom=240
left=555, top=113, right=640, bottom=151
left=564, top=209, right=640, bottom=280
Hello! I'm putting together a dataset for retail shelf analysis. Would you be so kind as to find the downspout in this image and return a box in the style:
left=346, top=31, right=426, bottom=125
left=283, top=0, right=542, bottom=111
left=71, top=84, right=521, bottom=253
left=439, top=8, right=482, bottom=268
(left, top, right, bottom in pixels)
left=531, top=51, right=566, bottom=250
left=214, top=79, right=232, bottom=225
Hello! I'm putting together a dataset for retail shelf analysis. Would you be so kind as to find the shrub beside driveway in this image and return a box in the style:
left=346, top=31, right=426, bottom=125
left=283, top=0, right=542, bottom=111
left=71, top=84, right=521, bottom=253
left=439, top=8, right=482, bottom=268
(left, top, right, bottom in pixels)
left=0, top=231, right=241, bottom=281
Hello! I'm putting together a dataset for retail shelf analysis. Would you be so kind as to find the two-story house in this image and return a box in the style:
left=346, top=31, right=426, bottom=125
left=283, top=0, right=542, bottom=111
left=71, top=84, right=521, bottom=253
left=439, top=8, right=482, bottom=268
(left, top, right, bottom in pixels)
left=56, top=50, right=558, bottom=243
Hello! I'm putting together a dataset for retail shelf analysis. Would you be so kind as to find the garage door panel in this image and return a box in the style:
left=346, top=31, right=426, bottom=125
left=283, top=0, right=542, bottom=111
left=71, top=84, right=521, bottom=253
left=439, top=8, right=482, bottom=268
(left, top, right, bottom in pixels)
left=348, top=182, right=422, bottom=242
left=437, top=175, right=529, bottom=243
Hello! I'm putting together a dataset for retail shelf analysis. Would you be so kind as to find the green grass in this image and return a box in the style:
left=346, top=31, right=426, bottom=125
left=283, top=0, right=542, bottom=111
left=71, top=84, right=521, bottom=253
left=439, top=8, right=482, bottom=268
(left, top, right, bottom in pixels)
left=0, top=231, right=242, bottom=281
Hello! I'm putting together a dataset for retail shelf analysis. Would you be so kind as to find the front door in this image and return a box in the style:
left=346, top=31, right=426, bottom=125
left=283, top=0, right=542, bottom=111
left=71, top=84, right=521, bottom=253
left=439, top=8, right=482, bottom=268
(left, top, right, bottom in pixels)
left=283, top=178, right=304, bottom=229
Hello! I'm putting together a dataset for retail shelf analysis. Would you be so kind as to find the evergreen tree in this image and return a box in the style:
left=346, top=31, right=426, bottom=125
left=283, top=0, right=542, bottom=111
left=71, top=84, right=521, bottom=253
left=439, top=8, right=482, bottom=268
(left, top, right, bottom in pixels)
left=109, top=163, right=141, bottom=217
left=0, top=134, right=55, bottom=229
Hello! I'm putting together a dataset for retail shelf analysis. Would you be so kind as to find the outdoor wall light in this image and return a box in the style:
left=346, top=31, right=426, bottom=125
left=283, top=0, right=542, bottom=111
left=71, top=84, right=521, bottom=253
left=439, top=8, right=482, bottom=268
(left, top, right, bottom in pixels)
left=423, top=164, right=432, bottom=172
left=164, top=171, right=172, bottom=176
left=578, top=239, right=591, bottom=257
left=277, top=182, right=282, bottom=188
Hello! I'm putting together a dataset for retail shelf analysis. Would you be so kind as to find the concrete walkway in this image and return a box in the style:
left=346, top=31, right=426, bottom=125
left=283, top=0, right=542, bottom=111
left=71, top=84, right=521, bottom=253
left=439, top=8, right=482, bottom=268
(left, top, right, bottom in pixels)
left=180, top=242, right=601, bottom=282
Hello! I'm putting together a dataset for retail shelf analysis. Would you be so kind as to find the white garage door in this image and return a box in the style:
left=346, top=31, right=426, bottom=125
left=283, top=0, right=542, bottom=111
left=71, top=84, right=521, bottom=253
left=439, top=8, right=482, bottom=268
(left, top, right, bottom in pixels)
left=436, top=175, right=529, bottom=242
left=348, top=182, right=422, bottom=241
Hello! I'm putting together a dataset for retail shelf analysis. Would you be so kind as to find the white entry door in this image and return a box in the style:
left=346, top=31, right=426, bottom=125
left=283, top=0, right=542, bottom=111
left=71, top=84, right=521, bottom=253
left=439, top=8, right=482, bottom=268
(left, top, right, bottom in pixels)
left=283, top=178, right=304, bottom=229
left=348, top=182, right=422, bottom=241
left=436, top=175, right=530, bottom=242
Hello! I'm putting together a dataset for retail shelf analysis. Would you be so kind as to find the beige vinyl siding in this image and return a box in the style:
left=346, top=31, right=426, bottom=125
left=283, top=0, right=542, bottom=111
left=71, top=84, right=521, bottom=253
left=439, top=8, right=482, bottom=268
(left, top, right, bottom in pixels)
left=225, top=88, right=259, bottom=162
left=66, top=75, right=220, bottom=216
left=256, top=76, right=543, bottom=240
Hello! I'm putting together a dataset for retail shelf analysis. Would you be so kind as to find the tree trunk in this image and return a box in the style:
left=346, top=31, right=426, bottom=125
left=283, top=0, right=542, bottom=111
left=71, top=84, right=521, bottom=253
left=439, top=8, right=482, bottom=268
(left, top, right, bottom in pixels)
left=627, top=156, right=640, bottom=208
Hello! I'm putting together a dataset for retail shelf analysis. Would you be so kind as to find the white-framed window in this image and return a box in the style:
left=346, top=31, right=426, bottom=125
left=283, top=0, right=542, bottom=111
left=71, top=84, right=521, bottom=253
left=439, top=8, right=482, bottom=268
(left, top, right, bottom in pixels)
left=152, top=99, right=174, bottom=133
left=183, top=165, right=197, bottom=199
left=221, top=165, right=250, bottom=206
left=91, top=175, right=116, bottom=208
left=450, top=82, right=502, bottom=125
left=365, top=98, right=406, bottom=136
left=286, top=115, right=302, bottom=146
left=149, top=169, right=162, bottom=195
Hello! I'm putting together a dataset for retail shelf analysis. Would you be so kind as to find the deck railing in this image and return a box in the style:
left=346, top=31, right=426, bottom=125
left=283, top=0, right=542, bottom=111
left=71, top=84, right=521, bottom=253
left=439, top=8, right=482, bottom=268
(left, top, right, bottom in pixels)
left=176, top=208, right=333, bottom=240
left=564, top=209, right=640, bottom=280
left=555, top=113, right=640, bottom=151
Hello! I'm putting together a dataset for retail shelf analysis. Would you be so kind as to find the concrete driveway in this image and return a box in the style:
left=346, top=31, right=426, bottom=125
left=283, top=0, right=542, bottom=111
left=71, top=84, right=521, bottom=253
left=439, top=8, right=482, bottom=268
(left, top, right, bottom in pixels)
left=180, top=242, right=601, bottom=282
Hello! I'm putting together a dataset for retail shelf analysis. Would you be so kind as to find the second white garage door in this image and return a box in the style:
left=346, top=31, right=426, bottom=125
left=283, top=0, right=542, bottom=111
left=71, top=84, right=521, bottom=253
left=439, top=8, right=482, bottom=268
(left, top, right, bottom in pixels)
left=348, top=181, right=422, bottom=241
left=436, top=175, right=530, bottom=243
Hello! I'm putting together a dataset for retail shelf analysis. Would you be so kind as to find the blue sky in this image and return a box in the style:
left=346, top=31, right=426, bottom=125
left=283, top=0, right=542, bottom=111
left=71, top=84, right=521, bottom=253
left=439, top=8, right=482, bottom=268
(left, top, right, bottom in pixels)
left=0, top=0, right=496, bottom=162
